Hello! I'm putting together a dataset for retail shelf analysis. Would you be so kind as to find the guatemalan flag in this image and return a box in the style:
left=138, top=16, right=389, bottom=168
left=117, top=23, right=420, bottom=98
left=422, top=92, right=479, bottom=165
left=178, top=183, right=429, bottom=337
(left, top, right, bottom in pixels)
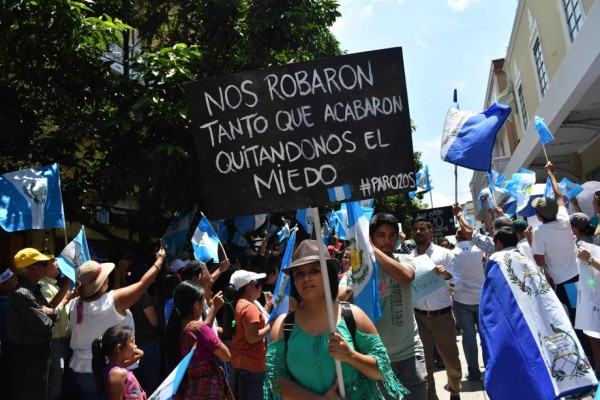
left=191, top=216, right=220, bottom=262
left=295, top=208, right=314, bottom=235
left=535, top=116, right=554, bottom=145
left=416, top=165, right=431, bottom=191
left=440, top=103, right=511, bottom=171
left=0, top=163, right=65, bottom=232
left=56, top=226, right=90, bottom=283
left=480, top=249, right=597, bottom=400
left=233, top=214, right=268, bottom=233
left=345, top=201, right=381, bottom=323
left=149, top=344, right=195, bottom=400
left=161, top=211, right=194, bottom=261
left=268, top=227, right=298, bottom=324
left=231, top=230, right=251, bottom=249
left=502, top=168, right=536, bottom=212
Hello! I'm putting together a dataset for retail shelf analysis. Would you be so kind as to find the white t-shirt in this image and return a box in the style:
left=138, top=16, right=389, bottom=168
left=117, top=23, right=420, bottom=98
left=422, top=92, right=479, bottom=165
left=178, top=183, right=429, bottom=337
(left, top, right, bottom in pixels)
left=530, top=206, right=578, bottom=284
left=452, top=240, right=485, bottom=305
left=69, top=291, right=135, bottom=373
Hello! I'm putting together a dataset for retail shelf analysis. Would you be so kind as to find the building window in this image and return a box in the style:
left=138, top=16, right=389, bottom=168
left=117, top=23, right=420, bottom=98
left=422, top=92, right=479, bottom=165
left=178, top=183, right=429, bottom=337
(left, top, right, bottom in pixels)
left=563, top=0, right=583, bottom=41
left=533, top=38, right=548, bottom=96
left=517, top=84, right=528, bottom=129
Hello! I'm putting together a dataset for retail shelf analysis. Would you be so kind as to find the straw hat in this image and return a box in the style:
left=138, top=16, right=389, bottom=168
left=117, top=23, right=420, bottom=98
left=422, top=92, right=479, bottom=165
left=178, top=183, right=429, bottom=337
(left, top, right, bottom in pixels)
left=77, top=260, right=115, bottom=298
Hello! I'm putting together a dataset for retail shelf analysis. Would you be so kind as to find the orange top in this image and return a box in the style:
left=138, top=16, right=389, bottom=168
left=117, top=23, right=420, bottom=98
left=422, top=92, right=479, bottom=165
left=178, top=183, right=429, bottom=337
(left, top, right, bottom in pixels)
left=231, top=299, right=266, bottom=372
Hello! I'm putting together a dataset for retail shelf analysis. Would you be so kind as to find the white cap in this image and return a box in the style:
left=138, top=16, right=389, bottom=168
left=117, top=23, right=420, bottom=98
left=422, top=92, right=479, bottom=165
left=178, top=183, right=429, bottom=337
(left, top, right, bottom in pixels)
left=230, top=270, right=266, bottom=290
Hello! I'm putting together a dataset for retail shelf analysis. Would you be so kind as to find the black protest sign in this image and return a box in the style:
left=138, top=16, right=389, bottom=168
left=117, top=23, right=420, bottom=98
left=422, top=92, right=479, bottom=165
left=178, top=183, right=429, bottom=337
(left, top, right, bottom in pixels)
left=413, top=206, right=456, bottom=237
left=185, top=48, right=415, bottom=220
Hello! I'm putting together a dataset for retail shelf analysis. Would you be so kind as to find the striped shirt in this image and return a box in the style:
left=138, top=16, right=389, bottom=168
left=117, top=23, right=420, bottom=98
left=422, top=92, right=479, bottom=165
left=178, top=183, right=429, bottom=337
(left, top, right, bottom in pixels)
left=6, top=278, right=54, bottom=345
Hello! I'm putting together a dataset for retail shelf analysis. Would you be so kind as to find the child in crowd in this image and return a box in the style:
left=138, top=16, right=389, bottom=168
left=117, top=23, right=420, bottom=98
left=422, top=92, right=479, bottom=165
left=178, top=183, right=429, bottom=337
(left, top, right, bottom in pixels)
left=92, top=325, right=146, bottom=399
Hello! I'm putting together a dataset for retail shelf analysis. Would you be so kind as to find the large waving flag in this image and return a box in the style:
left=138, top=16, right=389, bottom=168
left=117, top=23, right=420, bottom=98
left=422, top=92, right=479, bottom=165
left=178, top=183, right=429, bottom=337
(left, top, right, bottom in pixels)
left=191, top=216, right=220, bottom=262
left=440, top=103, right=511, bottom=171
left=295, top=208, right=314, bottom=235
left=56, top=226, right=90, bottom=283
left=149, top=345, right=195, bottom=400
left=502, top=168, right=536, bottom=212
left=161, top=211, right=194, bottom=261
left=0, top=163, right=65, bottom=232
left=535, top=116, right=554, bottom=145
left=268, top=228, right=298, bottom=324
left=233, top=214, right=268, bottom=233
left=346, top=201, right=381, bottom=323
left=480, top=249, right=597, bottom=399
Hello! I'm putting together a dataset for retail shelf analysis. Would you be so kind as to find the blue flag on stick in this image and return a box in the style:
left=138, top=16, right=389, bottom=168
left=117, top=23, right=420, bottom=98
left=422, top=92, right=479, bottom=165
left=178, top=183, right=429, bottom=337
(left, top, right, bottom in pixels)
left=535, top=116, right=554, bottom=145
left=191, top=216, right=220, bottom=262
left=56, top=226, right=90, bottom=283
left=346, top=201, right=382, bottom=323
left=268, top=228, right=298, bottom=324
left=0, top=163, right=65, bottom=232
left=441, top=103, right=511, bottom=171
left=295, top=208, right=314, bottom=235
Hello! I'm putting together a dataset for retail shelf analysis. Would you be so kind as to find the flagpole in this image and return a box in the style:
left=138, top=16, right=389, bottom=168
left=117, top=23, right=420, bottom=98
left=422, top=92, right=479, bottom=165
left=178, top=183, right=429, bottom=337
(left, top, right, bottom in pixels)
left=429, top=190, right=434, bottom=209
left=310, top=207, right=346, bottom=398
left=542, top=143, right=549, bottom=163
left=454, top=165, right=458, bottom=204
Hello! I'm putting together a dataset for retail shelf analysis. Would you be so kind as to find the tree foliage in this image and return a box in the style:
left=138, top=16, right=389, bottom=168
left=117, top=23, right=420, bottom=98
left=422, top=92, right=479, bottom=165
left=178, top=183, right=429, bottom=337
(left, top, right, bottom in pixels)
left=0, top=0, right=342, bottom=255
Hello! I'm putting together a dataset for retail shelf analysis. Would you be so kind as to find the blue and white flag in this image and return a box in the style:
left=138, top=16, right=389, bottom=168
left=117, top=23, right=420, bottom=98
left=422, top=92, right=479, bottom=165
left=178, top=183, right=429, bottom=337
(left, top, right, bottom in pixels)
left=477, top=187, right=496, bottom=209
left=559, top=177, right=583, bottom=200
left=440, top=103, right=511, bottom=171
left=0, top=163, right=65, bottom=232
left=487, top=169, right=505, bottom=194
left=233, top=214, right=268, bottom=233
left=56, top=226, right=90, bottom=283
left=295, top=208, right=314, bottom=235
left=330, top=203, right=375, bottom=241
left=502, top=169, right=536, bottom=212
left=346, top=201, right=381, bottom=323
left=480, top=249, right=597, bottom=400
left=231, top=230, right=251, bottom=249
left=149, top=344, right=195, bottom=400
left=268, top=228, right=298, bottom=324
left=264, top=222, right=281, bottom=239
left=191, top=216, right=220, bottom=262
left=535, top=116, right=554, bottom=145
left=416, top=165, right=431, bottom=191
left=327, top=184, right=352, bottom=202
left=161, top=212, right=194, bottom=261
left=277, top=221, right=290, bottom=243
left=359, top=198, right=375, bottom=208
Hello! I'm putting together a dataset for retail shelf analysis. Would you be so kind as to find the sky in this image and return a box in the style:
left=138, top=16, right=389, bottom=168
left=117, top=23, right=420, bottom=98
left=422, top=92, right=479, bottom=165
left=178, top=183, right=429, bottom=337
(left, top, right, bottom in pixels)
left=331, top=0, right=518, bottom=208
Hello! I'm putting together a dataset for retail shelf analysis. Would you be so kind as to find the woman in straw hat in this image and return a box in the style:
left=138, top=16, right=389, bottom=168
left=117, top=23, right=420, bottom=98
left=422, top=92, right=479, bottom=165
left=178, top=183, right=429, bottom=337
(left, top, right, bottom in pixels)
left=69, top=248, right=167, bottom=399
left=264, top=240, right=408, bottom=399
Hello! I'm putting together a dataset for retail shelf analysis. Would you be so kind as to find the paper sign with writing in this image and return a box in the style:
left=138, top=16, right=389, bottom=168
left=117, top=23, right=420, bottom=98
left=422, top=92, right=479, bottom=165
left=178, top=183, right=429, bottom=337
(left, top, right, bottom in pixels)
left=413, top=206, right=456, bottom=237
left=575, top=242, right=600, bottom=335
left=185, top=48, right=415, bottom=219
left=412, top=255, right=446, bottom=301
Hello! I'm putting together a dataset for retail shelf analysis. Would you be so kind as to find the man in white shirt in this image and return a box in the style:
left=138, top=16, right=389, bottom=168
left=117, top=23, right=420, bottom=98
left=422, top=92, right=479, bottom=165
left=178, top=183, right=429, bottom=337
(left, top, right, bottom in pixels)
left=530, top=161, right=579, bottom=323
left=451, top=228, right=485, bottom=382
left=411, top=218, right=462, bottom=400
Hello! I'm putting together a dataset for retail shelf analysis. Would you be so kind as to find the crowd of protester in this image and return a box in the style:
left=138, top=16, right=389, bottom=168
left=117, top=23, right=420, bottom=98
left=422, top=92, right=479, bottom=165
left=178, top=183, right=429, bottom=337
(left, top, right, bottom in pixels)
left=3, top=161, right=600, bottom=399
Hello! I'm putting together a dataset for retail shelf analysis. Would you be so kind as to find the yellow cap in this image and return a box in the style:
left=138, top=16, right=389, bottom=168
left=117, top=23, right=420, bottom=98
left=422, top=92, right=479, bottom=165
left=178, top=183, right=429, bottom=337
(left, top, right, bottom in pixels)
left=14, top=248, right=54, bottom=269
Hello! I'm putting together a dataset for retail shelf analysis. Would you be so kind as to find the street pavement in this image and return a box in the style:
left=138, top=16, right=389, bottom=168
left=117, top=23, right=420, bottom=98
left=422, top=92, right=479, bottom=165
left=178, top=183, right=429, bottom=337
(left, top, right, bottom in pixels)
left=432, top=332, right=595, bottom=400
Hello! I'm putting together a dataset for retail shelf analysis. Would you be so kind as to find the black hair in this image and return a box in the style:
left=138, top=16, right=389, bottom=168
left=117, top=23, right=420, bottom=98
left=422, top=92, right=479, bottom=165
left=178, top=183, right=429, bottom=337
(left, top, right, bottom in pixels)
left=164, top=280, right=204, bottom=371
left=412, top=217, right=431, bottom=230
left=91, top=325, right=133, bottom=394
left=493, top=217, right=514, bottom=232
left=493, top=227, right=518, bottom=249
left=289, top=261, right=339, bottom=304
left=369, top=213, right=399, bottom=237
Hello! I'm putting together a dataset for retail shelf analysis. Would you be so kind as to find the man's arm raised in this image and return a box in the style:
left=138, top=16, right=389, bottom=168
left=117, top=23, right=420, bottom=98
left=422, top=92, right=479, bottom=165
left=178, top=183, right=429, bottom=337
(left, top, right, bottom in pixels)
left=372, top=245, right=414, bottom=284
